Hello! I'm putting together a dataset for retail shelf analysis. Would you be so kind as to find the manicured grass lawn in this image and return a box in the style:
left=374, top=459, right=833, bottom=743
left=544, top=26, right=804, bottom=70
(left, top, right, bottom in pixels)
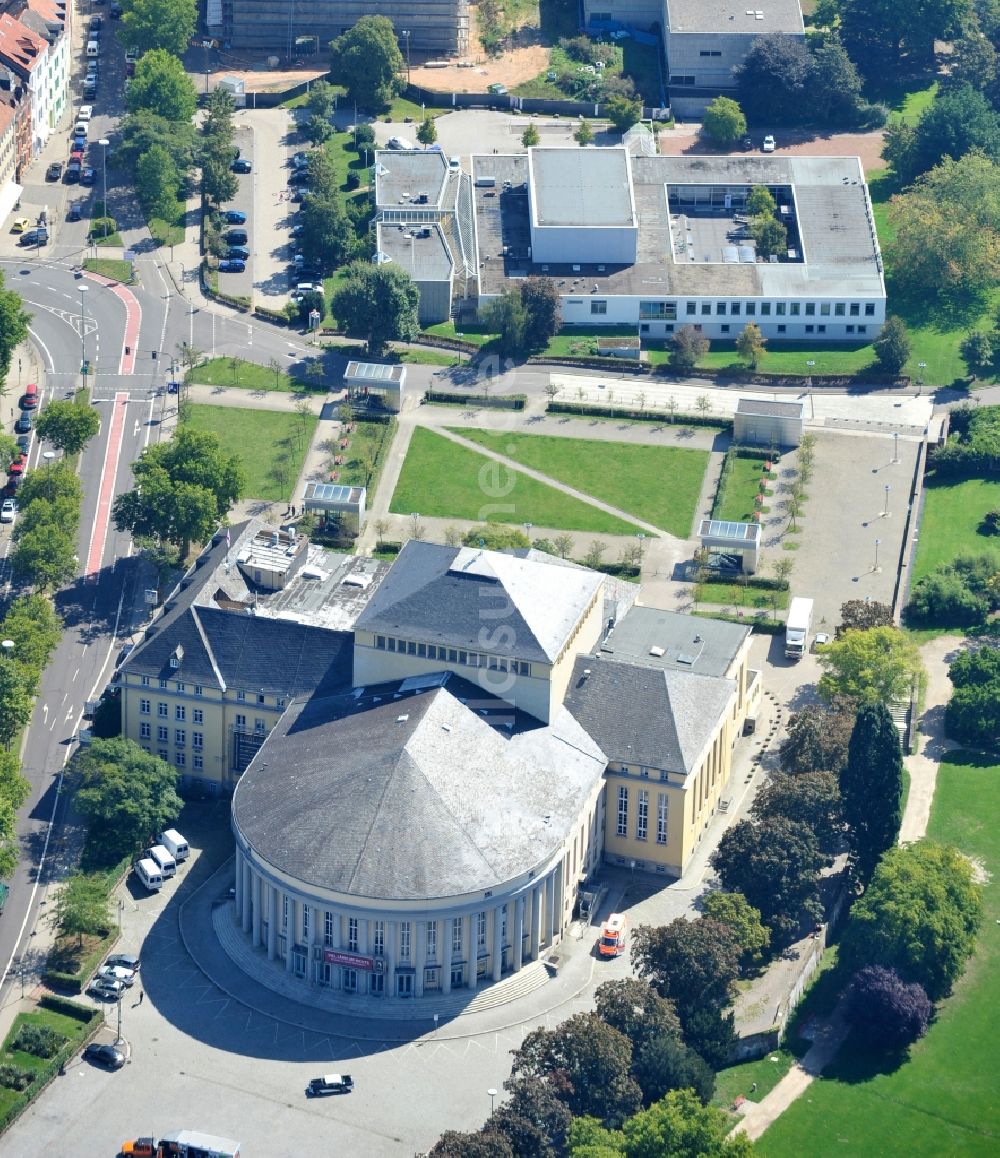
left=760, top=752, right=1000, bottom=1157
left=912, top=477, right=1000, bottom=581
left=147, top=196, right=185, bottom=248
left=83, top=258, right=133, bottom=283
left=697, top=579, right=789, bottom=611
left=450, top=428, right=707, bottom=537
left=894, top=81, right=938, bottom=125
left=714, top=452, right=773, bottom=522
left=390, top=427, right=643, bottom=534
left=714, top=1049, right=795, bottom=1111
left=422, top=321, right=493, bottom=347
left=330, top=419, right=395, bottom=493
left=0, top=1004, right=96, bottom=1116
left=545, top=326, right=638, bottom=357
left=188, top=356, right=317, bottom=393
left=183, top=404, right=317, bottom=503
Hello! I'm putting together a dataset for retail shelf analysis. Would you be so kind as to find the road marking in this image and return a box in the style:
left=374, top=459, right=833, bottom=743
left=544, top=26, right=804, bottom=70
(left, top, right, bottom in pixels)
left=84, top=391, right=129, bottom=582
left=27, top=325, right=54, bottom=370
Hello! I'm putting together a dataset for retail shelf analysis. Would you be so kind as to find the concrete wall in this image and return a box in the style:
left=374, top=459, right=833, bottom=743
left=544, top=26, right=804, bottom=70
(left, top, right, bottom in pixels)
left=531, top=222, right=639, bottom=266
left=734, top=412, right=804, bottom=449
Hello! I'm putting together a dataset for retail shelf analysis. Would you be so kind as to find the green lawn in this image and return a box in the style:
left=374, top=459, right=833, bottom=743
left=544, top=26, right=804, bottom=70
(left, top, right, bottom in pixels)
left=714, top=1049, right=796, bottom=1111
left=183, top=404, right=317, bottom=503
left=912, top=477, right=1000, bottom=581
left=893, top=81, right=938, bottom=125
left=0, top=1003, right=97, bottom=1118
left=714, top=452, right=774, bottom=523
left=422, top=321, right=493, bottom=347
left=82, top=258, right=133, bottom=283
left=449, top=428, right=707, bottom=537
left=390, top=427, right=643, bottom=534
left=147, top=196, right=185, bottom=248
left=759, top=753, right=1000, bottom=1157
left=188, top=356, right=319, bottom=393
left=697, top=579, right=789, bottom=611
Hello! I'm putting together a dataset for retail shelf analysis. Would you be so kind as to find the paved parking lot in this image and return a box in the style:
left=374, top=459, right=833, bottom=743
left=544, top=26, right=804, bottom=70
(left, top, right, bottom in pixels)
left=217, top=123, right=255, bottom=302
left=238, top=107, right=299, bottom=308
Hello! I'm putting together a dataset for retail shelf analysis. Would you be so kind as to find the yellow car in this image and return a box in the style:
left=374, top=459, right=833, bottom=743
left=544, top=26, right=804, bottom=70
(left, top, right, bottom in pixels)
left=11, top=217, right=30, bottom=233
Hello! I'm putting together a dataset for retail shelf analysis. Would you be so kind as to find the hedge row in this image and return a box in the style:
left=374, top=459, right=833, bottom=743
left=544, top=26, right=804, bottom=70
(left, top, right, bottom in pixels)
left=0, top=1001, right=100, bottom=1136
left=694, top=610, right=784, bottom=634
left=547, top=400, right=731, bottom=429
left=425, top=391, right=526, bottom=410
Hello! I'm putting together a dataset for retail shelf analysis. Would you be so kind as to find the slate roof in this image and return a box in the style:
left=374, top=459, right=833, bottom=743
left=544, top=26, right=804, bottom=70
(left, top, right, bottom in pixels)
left=232, top=674, right=607, bottom=900
left=735, top=398, right=806, bottom=419
left=354, top=540, right=604, bottom=664
left=564, top=655, right=735, bottom=776
left=119, top=524, right=353, bottom=696
left=598, top=604, right=750, bottom=678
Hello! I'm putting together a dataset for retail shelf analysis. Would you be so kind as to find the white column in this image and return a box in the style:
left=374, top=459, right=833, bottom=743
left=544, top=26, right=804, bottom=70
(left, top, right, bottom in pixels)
left=251, top=872, right=262, bottom=947
left=286, top=898, right=297, bottom=973
left=415, top=919, right=426, bottom=997
left=306, top=904, right=316, bottom=984
left=545, top=874, right=556, bottom=945
left=442, top=917, right=452, bottom=994
left=554, top=860, right=565, bottom=939
left=492, top=906, right=503, bottom=982
left=267, top=886, right=277, bottom=960
left=464, top=914, right=475, bottom=989
left=386, top=920, right=397, bottom=997
left=513, top=896, right=525, bottom=971
left=234, top=850, right=243, bottom=915
left=241, top=859, right=253, bottom=933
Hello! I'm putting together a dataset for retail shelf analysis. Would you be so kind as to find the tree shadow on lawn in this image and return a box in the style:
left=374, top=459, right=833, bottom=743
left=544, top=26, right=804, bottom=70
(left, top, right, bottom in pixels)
left=822, top=1033, right=913, bottom=1083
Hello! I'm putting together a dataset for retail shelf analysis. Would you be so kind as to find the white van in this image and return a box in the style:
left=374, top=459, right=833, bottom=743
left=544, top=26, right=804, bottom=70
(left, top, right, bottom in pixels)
left=147, top=844, right=176, bottom=877
left=158, top=828, right=189, bottom=861
left=134, top=857, right=163, bottom=892
left=86, top=39, right=100, bottom=56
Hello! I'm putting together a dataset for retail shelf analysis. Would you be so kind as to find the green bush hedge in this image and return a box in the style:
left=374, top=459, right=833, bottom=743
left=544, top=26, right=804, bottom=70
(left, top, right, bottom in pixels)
left=424, top=390, right=526, bottom=410
left=693, top=610, right=783, bottom=634
left=547, top=400, right=731, bottom=428
left=13, top=1024, right=64, bottom=1060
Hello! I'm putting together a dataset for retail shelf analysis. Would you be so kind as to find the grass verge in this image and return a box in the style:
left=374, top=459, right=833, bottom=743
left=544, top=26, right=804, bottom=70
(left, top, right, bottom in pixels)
left=714, top=1049, right=796, bottom=1111
left=390, top=427, right=643, bottom=534
left=82, top=258, right=134, bottom=284
left=697, top=579, right=789, bottom=611
left=147, top=196, right=185, bottom=248
left=912, top=477, right=1000, bottom=582
left=758, top=752, right=1000, bottom=1157
left=187, top=356, right=318, bottom=393
left=183, top=404, right=317, bottom=503
left=714, top=451, right=775, bottom=522
left=449, top=428, right=706, bottom=537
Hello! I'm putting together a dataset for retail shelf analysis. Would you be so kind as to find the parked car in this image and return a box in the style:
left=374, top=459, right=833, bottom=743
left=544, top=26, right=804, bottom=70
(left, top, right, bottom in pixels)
left=89, top=14, right=102, bottom=31
left=77, top=105, right=93, bottom=122
left=225, top=246, right=250, bottom=260
left=82, top=1043, right=125, bottom=1070
left=291, top=151, right=309, bottom=169
left=65, top=161, right=81, bottom=183
left=290, top=188, right=311, bottom=203
left=81, top=167, right=96, bottom=186
left=16, top=434, right=30, bottom=454
left=45, top=161, right=63, bottom=181
left=14, top=412, right=32, bottom=434
left=762, top=134, right=776, bottom=152
left=110, top=2, right=122, bottom=17
left=10, top=216, right=30, bottom=233
left=225, top=229, right=248, bottom=245
left=87, top=976, right=124, bottom=999
left=20, top=384, right=38, bottom=409
left=219, top=259, right=246, bottom=273
left=222, top=209, right=246, bottom=224
left=105, top=952, right=140, bottom=972
left=386, top=136, right=414, bottom=151
left=0, top=499, right=16, bottom=524
left=67, top=200, right=83, bottom=222
left=97, top=964, right=135, bottom=987
left=813, top=632, right=831, bottom=650
left=232, top=157, right=252, bottom=173
left=288, top=170, right=310, bottom=186
left=487, top=83, right=507, bottom=95
left=82, top=78, right=97, bottom=97
left=20, top=228, right=48, bottom=246
left=73, top=121, right=89, bottom=138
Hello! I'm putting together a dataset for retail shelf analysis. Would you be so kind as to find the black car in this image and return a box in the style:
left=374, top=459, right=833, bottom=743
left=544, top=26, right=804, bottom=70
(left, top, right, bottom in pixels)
left=288, top=170, right=310, bottom=186
left=232, top=158, right=252, bottom=174
left=225, top=247, right=250, bottom=261
left=306, top=1074, right=353, bottom=1097
left=225, top=229, right=248, bottom=245
left=109, top=2, right=122, bottom=16
left=45, top=161, right=63, bottom=181
left=67, top=200, right=83, bottom=222
left=83, top=1043, right=125, bottom=1071
left=81, top=167, right=96, bottom=186
left=290, top=189, right=311, bottom=203
left=20, top=228, right=48, bottom=246
left=16, top=435, right=30, bottom=455
left=219, top=259, right=246, bottom=273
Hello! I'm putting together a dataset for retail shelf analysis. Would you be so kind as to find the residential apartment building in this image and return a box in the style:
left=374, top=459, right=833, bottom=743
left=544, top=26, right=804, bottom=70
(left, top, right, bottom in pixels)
left=0, top=12, right=48, bottom=157
left=18, top=0, right=69, bottom=134
left=0, top=99, right=17, bottom=222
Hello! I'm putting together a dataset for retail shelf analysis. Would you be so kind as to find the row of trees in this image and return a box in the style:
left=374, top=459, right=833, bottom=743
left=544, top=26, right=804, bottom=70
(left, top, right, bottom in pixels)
left=0, top=595, right=62, bottom=878
left=112, top=426, right=245, bottom=561
left=10, top=462, right=85, bottom=591
left=0, top=271, right=31, bottom=393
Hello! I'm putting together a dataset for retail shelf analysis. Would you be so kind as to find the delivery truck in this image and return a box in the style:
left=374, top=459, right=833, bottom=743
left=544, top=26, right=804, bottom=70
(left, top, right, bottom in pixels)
left=784, top=597, right=814, bottom=661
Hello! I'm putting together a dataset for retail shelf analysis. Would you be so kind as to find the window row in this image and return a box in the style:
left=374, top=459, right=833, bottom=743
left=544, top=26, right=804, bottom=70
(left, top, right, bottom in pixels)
left=373, top=635, right=531, bottom=676
left=313, top=911, right=510, bottom=959
left=139, top=701, right=204, bottom=723
left=151, top=749, right=203, bottom=771
left=617, top=786, right=669, bottom=845
left=683, top=300, right=877, bottom=318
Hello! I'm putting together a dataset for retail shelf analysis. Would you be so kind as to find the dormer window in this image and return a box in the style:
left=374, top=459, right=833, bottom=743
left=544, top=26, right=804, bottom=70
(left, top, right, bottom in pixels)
left=169, top=644, right=184, bottom=670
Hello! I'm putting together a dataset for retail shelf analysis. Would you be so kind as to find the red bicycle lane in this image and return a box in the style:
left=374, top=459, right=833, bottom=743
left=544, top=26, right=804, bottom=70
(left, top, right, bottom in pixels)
left=82, top=272, right=142, bottom=374
left=84, top=391, right=129, bottom=583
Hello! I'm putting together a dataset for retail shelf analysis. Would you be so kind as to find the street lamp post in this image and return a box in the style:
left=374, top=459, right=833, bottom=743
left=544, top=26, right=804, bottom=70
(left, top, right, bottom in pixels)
left=402, top=30, right=411, bottom=86
left=892, top=431, right=900, bottom=464
left=636, top=531, right=646, bottom=565
left=524, top=521, right=532, bottom=543
left=98, top=137, right=110, bottom=238
left=79, top=284, right=89, bottom=387
left=487, top=1088, right=497, bottom=1116
left=882, top=484, right=891, bottom=518
left=873, top=537, right=882, bottom=574
left=917, top=361, right=927, bottom=388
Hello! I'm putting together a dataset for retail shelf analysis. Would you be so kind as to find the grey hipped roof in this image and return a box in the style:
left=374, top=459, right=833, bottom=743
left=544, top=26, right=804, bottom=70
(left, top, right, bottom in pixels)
left=232, top=675, right=607, bottom=901
left=119, top=525, right=352, bottom=696
left=354, top=540, right=604, bottom=663
left=600, top=604, right=750, bottom=678
left=564, top=656, right=735, bottom=776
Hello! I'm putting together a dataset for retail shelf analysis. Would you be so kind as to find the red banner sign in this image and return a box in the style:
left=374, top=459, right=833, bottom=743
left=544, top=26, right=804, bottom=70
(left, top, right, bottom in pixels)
left=323, top=949, right=375, bottom=971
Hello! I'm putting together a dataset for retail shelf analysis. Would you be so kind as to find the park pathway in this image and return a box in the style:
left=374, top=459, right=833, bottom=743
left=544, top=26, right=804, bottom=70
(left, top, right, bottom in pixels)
left=733, top=634, right=965, bottom=1142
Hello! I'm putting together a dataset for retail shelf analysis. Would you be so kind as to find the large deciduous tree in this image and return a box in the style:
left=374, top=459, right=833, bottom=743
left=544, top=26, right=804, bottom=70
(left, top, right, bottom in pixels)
left=49, top=871, right=113, bottom=946
left=841, top=702, right=904, bottom=884
left=329, top=16, right=404, bottom=110
left=838, top=840, right=982, bottom=1000
left=839, top=0, right=973, bottom=77
left=817, top=626, right=922, bottom=705
left=700, top=891, right=772, bottom=972
left=838, top=599, right=894, bottom=634
left=136, top=144, right=181, bottom=222
left=844, top=965, right=932, bottom=1049
left=883, top=85, right=1000, bottom=186
left=594, top=978, right=682, bottom=1054
left=780, top=703, right=855, bottom=775
left=35, top=400, right=101, bottom=455
left=751, top=770, right=843, bottom=853
left=670, top=325, right=709, bottom=372
left=735, top=34, right=813, bottom=123
left=120, top=0, right=197, bottom=57
left=126, top=48, right=198, bottom=122
left=711, top=816, right=824, bottom=944
left=702, top=96, right=747, bottom=146
left=75, top=738, right=182, bottom=864
left=0, top=272, right=31, bottom=390
left=886, top=153, right=1000, bottom=305
left=495, top=1075, right=572, bottom=1158
left=631, top=917, right=741, bottom=1017
left=519, top=277, right=561, bottom=351
left=510, top=1012, right=642, bottom=1127
left=330, top=261, right=420, bottom=355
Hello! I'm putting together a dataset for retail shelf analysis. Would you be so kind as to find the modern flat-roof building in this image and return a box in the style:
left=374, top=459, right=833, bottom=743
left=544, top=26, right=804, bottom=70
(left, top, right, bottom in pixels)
left=343, top=360, right=406, bottom=412
left=664, top=0, right=805, bottom=115
left=469, top=147, right=885, bottom=342
left=217, top=0, right=469, bottom=57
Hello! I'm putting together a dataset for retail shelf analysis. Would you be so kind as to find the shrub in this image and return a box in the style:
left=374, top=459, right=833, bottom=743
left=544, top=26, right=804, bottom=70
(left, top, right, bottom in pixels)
left=0, top=1063, right=32, bottom=1091
left=845, top=965, right=932, bottom=1049
left=13, top=1022, right=65, bottom=1059
left=346, top=170, right=360, bottom=190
